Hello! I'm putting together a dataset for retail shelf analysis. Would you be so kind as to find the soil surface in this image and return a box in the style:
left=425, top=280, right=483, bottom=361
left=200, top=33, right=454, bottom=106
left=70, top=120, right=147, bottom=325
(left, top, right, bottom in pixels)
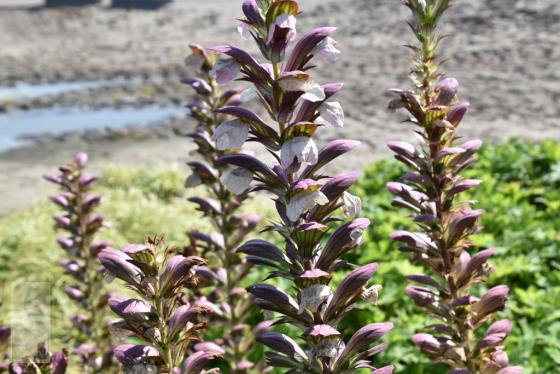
left=1, top=0, right=559, bottom=215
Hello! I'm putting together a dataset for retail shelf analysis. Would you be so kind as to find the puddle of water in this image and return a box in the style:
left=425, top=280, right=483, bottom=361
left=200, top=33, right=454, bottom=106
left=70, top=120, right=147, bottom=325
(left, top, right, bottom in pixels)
left=0, top=106, right=184, bottom=152
left=0, top=78, right=141, bottom=101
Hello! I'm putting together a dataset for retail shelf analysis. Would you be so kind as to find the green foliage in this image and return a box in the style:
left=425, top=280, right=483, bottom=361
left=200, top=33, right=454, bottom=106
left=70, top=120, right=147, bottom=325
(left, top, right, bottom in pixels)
left=0, top=139, right=557, bottom=372
left=350, top=139, right=560, bottom=373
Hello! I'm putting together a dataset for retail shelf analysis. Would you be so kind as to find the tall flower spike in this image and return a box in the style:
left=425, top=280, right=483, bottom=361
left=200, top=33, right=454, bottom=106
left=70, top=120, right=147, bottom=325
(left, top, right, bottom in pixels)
left=182, top=43, right=270, bottom=373
left=213, top=1, right=392, bottom=372
left=387, top=1, right=521, bottom=372
left=44, top=153, right=114, bottom=372
left=100, top=236, right=218, bottom=373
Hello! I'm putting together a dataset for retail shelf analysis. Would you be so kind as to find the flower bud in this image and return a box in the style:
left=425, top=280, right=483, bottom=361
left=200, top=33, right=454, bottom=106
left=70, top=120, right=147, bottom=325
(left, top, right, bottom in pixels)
left=98, top=249, right=144, bottom=288
left=257, top=332, right=308, bottom=361
left=405, top=285, right=436, bottom=307
left=472, top=285, right=510, bottom=324
left=447, top=102, right=470, bottom=127
left=75, top=152, right=88, bottom=169
left=435, top=77, right=459, bottom=105
left=411, top=333, right=444, bottom=356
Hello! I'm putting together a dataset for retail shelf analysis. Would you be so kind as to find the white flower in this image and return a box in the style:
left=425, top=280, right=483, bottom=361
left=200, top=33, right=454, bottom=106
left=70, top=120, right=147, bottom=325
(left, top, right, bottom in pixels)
left=237, top=23, right=252, bottom=40
left=279, top=76, right=326, bottom=102
left=349, top=227, right=365, bottom=244
left=301, top=83, right=326, bottom=102
left=239, top=86, right=258, bottom=102
left=419, top=0, right=427, bottom=12
left=267, top=13, right=297, bottom=44
left=212, top=119, right=249, bottom=150
left=221, top=167, right=253, bottom=195
left=281, top=136, right=319, bottom=169
left=209, top=59, right=241, bottom=84
left=313, top=339, right=338, bottom=358
left=362, top=285, right=382, bottom=305
left=315, top=101, right=344, bottom=128
left=313, top=37, right=341, bottom=63
left=342, top=192, right=361, bottom=217
left=185, top=173, right=202, bottom=188
left=299, top=285, right=332, bottom=313
left=286, top=190, right=328, bottom=222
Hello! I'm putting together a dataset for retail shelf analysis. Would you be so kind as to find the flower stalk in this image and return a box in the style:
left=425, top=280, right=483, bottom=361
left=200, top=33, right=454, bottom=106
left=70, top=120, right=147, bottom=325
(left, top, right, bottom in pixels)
left=183, top=44, right=270, bottom=373
left=208, top=1, right=393, bottom=372
left=99, top=236, right=219, bottom=373
left=387, top=1, right=521, bottom=373
left=44, top=153, right=113, bottom=372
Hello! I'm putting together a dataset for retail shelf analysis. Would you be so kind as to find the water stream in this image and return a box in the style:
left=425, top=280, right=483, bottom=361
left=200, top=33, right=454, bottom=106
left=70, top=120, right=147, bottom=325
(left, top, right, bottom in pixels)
left=0, top=105, right=184, bottom=152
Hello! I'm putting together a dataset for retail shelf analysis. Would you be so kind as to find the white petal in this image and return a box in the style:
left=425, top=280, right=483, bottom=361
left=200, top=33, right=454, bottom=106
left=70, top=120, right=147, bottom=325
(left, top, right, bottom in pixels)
left=281, top=136, right=318, bottom=168
left=350, top=227, right=365, bottom=244
left=286, top=194, right=311, bottom=221
left=342, top=192, right=361, bottom=217
left=286, top=191, right=327, bottom=222
left=221, top=168, right=253, bottom=195
left=316, top=101, right=344, bottom=128
left=212, top=120, right=249, bottom=150
left=267, top=14, right=297, bottom=44
left=419, top=0, right=427, bottom=12
left=313, top=37, right=341, bottom=63
left=303, top=138, right=319, bottom=165
left=237, top=23, right=252, bottom=40
left=300, top=83, right=326, bottom=102
left=314, top=191, right=329, bottom=206
left=240, top=86, right=258, bottom=103
left=299, top=285, right=332, bottom=313
left=278, top=77, right=308, bottom=92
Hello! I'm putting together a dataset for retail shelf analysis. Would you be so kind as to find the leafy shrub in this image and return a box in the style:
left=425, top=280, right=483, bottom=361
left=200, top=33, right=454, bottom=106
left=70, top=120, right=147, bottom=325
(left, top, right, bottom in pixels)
left=351, top=139, right=560, bottom=373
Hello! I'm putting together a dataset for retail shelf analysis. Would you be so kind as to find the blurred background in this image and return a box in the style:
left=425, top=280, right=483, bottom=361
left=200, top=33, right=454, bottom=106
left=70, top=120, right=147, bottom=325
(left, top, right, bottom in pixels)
left=0, top=0, right=558, bottom=372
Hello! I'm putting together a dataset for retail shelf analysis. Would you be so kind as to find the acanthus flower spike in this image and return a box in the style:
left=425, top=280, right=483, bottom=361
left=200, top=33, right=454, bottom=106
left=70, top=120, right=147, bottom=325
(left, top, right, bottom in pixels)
left=182, top=43, right=270, bottom=372
left=387, top=1, right=520, bottom=372
left=100, top=237, right=219, bottom=373
left=212, top=1, right=393, bottom=372
left=44, top=153, right=114, bottom=372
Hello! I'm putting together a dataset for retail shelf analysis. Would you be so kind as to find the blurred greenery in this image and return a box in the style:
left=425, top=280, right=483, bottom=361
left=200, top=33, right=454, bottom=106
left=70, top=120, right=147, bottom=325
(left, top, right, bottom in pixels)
left=0, top=139, right=557, bottom=372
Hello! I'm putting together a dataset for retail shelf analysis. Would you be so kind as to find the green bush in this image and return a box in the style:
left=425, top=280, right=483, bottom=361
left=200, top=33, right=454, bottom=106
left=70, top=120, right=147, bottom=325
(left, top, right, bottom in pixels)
left=350, top=139, right=560, bottom=373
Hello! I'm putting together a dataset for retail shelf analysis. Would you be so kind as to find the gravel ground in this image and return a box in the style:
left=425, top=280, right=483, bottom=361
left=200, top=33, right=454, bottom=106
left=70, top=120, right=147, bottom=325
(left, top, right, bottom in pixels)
left=0, top=0, right=559, bottom=214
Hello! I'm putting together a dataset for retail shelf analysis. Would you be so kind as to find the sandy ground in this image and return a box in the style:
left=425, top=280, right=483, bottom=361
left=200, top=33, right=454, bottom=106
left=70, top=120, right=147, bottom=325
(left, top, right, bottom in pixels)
left=0, top=0, right=559, bottom=215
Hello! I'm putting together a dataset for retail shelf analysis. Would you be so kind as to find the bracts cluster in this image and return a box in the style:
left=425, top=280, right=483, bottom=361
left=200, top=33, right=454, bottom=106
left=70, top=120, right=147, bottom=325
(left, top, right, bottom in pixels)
left=98, top=236, right=219, bottom=374
left=43, top=153, right=114, bottom=372
left=387, top=1, right=521, bottom=373
left=183, top=44, right=270, bottom=373
left=8, top=343, right=68, bottom=374
left=207, top=1, right=393, bottom=372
